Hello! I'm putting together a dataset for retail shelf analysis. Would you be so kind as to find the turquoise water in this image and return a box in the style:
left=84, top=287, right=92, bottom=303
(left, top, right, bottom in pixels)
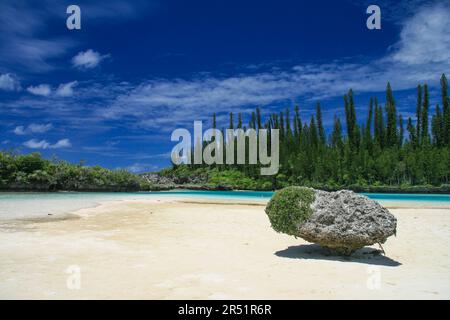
left=1, top=190, right=448, bottom=202
left=152, top=190, right=450, bottom=202
left=0, top=190, right=449, bottom=220
left=360, top=193, right=450, bottom=203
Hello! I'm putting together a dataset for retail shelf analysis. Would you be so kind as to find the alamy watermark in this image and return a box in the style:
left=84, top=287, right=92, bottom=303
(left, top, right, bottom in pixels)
left=66, top=265, right=81, bottom=290
left=65, top=4, right=379, bottom=31
left=366, top=266, right=381, bottom=290
left=171, top=121, right=280, bottom=175
left=66, top=5, right=81, bottom=30
left=366, top=5, right=381, bottom=30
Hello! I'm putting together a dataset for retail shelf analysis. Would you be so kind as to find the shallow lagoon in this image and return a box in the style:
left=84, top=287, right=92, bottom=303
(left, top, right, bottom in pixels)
left=0, top=190, right=449, bottom=219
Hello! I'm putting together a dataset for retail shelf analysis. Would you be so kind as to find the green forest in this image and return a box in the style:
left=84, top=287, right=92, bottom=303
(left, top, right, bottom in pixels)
left=0, top=152, right=141, bottom=191
left=1, top=74, right=449, bottom=193
left=163, top=74, right=450, bottom=192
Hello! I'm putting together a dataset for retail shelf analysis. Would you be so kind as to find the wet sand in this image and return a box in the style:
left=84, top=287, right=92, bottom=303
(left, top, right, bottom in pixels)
left=0, top=196, right=449, bottom=299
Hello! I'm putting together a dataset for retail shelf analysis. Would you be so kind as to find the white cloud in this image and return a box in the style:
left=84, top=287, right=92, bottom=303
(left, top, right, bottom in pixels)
left=27, top=84, right=51, bottom=96
left=13, top=126, right=25, bottom=135
left=23, top=139, right=50, bottom=149
left=51, top=138, right=71, bottom=149
left=72, top=49, right=109, bottom=69
left=23, top=82, right=78, bottom=98
left=23, top=138, right=71, bottom=149
left=389, top=4, right=450, bottom=65
left=28, top=123, right=53, bottom=133
left=0, top=1, right=150, bottom=72
left=0, top=73, right=20, bottom=91
left=56, top=81, right=78, bottom=97
left=101, top=1, right=450, bottom=128
left=13, top=126, right=26, bottom=135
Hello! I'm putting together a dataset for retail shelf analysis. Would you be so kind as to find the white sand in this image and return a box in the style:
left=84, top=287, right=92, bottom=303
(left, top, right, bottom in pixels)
left=0, top=196, right=449, bottom=299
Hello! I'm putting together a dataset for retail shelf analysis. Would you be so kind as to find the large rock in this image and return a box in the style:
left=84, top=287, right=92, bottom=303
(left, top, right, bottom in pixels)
left=266, top=187, right=397, bottom=255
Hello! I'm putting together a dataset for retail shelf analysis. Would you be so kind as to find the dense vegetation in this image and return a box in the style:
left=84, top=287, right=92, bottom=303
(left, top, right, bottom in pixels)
left=166, top=74, right=450, bottom=192
left=265, top=186, right=315, bottom=236
left=0, top=152, right=141, bottom=191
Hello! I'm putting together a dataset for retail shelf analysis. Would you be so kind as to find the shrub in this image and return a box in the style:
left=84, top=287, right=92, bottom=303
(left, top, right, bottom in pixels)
left=265, top=186, right=315, bottom=237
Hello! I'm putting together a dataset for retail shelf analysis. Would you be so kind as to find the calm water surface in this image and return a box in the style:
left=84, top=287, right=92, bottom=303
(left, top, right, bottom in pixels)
left=0, top=190, right=448, bottom=219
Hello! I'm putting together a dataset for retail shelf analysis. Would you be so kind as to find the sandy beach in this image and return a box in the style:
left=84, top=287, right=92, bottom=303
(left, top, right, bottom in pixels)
left=0, top=196, right=449, bottom=299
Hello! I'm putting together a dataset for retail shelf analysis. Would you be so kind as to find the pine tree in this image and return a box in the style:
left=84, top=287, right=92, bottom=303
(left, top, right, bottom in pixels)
left=432, top=104, right=443, bottom=146
left=364, top=97, right=374, bottom=150
left=421, top=84, right=430, bottom=144
left=398, top=114, right=404, bottom=147
left=344, top=90, right=357, bottom=149
left=294, top=105, right=302, bottom=142
left=250, top=111, right=256, bottom=129
left=416, top=84, right=422, bottom=145
left=316, top=102, right=326, bottom=145
left=374, top=99, right=385, bottom=148
left=331, top=115, right=343, bottom=150
left=285, top=108, right=292, bottom=139
left=407, top=117, right=416, bottom=146
left=237, top=113, right=243, bottom=129
left=441, top=74, right=449, bottom=146
left=310, top=116, right=319, bottom=148
left=385, top=82, right=397, bottom=147
left=229, top=112, right=234, bottom=129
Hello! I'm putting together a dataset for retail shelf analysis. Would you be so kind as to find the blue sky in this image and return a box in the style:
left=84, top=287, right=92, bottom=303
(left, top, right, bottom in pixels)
left=0, top=0, right=449, bottom=172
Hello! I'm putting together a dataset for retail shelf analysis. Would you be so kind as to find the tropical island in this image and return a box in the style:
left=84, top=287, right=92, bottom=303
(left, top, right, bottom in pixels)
left=1, top=0, right=450, bottom=301
left=1, top=75, right=449, bottom=194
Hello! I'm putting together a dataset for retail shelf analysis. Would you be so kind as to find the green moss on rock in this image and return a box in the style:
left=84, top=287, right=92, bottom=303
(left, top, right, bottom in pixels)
left=265, top=186, right=315, bottom=237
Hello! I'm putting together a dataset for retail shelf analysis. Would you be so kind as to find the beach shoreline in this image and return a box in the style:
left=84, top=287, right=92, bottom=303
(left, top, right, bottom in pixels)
left=0, top=196, right=449, bottom=299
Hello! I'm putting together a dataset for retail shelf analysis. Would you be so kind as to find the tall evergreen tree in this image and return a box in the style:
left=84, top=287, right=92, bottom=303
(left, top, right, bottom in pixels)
left=421, top=84, right=430, bottom=144
left=331, top=115, right=343, bottom=150
left=416, top=84, right=422, bottom=145
left=344, top=90, right=357, bottom=149
left=407, top=117, right=416, bottom=146
left=237, top=113, right=243, bottom=129
left=293, top=105, right=300, bottom=141
left=316, top=102, right=326, bottom=145
left=364, top=97, right=374, bottom=150
left=441, top=74, right=449, bottom=146
left=279, top=111, right=285, bottom=142
left=250, top=111, right=256, bottom=129
left=256, top=107, right=262, bottom=130
left=385, top=82, right=398, bottom=147
left=309, top=116, right=319, bottom=148
left=374, top=100, right=385, bottom=148
left=229, top=112, right=234, bottom=129
left=398, top=114, right=404, bottom=147
left=431, top=104, right=443, bottom=146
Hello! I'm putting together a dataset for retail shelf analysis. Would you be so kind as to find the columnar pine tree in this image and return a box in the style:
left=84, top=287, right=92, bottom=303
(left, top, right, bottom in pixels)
left=421, top=84, right=430, bottom=144
left=385, top=82, right=398, bottom=147
left=364, top=98, right=374, bottom=151
left=416, top=84, right=422, bottom=146
left=316, top=102, right=326, bottom=145
left=441, top=74, right=449, bottom=146
left=398, top=114, right=404, bottom=147
left=431, top=105, right=443, bottom=146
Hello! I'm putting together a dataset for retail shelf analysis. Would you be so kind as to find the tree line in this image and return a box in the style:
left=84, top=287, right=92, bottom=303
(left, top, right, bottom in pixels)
left=0, top=152, right=141, bottom=191
left=176, top=74, right=449, bottom=190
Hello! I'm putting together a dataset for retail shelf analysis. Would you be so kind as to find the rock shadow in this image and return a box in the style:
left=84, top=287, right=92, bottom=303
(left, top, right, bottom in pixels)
left=275, top=244, right=401, bottom=267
